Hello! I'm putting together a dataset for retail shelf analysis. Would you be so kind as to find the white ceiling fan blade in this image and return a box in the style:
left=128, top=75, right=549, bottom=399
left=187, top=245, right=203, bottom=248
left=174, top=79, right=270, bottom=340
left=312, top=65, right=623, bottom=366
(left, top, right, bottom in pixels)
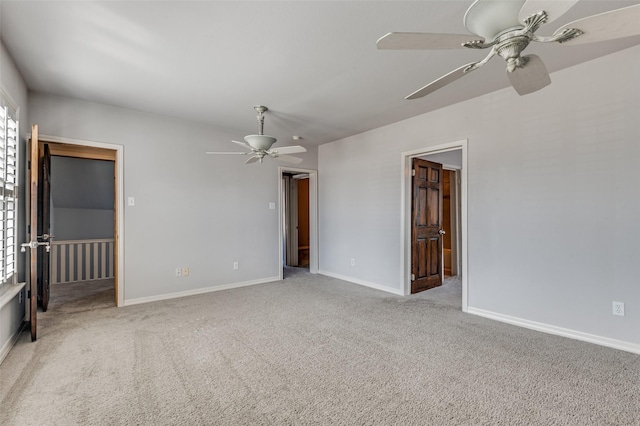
left=245, top=156, right=260, bottom=164
left=552, top=4, right=640, bottom=45
left=206, top=151, right=247, bottom=155
left=406, top=62, right=480, bottom=100
left=269, top=145, right=307, bottom=155
left=518, top=0, right=578, bottom=26
left=377, top=32, right=484, bottom=50
left=507, top=54, right=551, bottom=96
left=274, top=155, right=303, bottom=164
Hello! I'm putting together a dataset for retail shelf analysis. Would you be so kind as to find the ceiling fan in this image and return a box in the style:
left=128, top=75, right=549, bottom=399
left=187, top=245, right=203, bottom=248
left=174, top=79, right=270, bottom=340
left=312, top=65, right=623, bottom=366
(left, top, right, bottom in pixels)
left=207, top=105, right=306, bottom=164
left=377, top=0, right=640, bottom=98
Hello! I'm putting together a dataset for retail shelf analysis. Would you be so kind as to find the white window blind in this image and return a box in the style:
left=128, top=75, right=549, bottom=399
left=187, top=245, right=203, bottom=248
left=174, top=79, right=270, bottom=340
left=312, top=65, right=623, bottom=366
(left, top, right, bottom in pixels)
left=0, top=96, right=18, bottom=287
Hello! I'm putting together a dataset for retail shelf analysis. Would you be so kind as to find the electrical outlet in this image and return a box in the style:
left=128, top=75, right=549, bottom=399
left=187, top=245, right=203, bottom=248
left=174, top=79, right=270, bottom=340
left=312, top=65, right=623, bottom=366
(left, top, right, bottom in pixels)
left=613, top=301, right=625, bottom=316
left=233, top=261, right=239, bottom=270
left=175, top=267, right=182, bottom=277
left=350, top=258, right=355, bottom=267
left=182, top=267, right=189, bottom=277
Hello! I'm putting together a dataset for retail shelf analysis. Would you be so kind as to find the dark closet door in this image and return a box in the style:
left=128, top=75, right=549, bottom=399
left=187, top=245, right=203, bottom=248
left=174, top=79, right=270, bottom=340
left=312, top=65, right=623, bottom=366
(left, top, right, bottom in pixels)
left=411, top=158, right=444, bottom=293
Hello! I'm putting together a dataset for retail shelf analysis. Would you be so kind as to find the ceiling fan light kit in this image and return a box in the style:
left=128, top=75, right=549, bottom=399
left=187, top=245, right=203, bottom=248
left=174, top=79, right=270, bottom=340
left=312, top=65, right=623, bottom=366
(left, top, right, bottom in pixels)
left=464, top=0, right=525, bottom=40
left=207, top=105, right=306, bottom=165
left=244, top=134, right=277, bottom=151
left=378, top=0, right=640, bottom=99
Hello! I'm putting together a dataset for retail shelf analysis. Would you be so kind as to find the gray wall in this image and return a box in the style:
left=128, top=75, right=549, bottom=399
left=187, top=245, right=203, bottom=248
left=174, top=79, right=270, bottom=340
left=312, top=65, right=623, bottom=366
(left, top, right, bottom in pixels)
left=50, top=156, right=114, bottom=240
left=0, top=40, right=28, bottom=362
left=52, top=208, right=114, bottom=240
left=28, top=92, right=319, bottom=302
left=319, top=45, right=640, bottom=350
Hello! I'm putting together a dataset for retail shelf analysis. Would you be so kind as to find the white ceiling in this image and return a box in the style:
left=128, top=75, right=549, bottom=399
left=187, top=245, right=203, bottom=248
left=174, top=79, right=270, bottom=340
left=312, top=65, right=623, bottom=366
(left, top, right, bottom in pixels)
left=2, top=1, right=639, bottom=146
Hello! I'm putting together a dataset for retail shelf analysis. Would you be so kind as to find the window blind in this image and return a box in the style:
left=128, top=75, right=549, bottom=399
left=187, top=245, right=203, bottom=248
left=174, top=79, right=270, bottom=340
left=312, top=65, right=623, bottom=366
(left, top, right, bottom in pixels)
left=0, top=97, right=18, bottom=287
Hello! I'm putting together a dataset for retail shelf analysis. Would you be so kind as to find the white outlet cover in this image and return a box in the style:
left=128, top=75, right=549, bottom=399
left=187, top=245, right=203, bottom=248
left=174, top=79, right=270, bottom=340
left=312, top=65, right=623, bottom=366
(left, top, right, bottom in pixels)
left=128, top=197, right=135, bottom=206
left=269, top=202, right=276, bottom=210
left=612, top=301, right=625, bottom=316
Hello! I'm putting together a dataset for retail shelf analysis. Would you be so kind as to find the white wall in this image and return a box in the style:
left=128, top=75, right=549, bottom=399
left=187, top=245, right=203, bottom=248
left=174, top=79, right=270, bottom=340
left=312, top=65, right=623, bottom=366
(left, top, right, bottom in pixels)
left=319, top=45, right=640, bottom=350
left=0, top=40, right=28, bottom=362
left=28, top=93, right=318, bottom=302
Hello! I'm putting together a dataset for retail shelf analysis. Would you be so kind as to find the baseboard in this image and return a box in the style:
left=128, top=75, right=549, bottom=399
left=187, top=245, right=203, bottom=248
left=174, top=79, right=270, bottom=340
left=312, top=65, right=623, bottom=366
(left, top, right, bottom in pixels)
left=0, top=320, right=26, bottom=365
left=318, top=270, right=404, bottom=296
left=467, top=307, right=640, bottom=355
left=123, top=276, right=281, bottom=306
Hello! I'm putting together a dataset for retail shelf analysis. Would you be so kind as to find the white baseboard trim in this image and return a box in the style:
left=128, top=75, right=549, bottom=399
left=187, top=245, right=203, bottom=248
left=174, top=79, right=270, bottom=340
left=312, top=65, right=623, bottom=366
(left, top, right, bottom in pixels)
left=467, top=307, right=640, bottom=355
left=123, top=276, right=281, bottom=306
left=0, top=321, right=26, bottom=365
left=318, top=270, right=404, bottom=296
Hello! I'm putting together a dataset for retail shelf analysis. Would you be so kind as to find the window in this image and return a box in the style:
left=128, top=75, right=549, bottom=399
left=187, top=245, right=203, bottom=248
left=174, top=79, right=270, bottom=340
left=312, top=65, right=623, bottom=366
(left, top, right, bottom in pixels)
left=0, top=94, right=18, bottom=288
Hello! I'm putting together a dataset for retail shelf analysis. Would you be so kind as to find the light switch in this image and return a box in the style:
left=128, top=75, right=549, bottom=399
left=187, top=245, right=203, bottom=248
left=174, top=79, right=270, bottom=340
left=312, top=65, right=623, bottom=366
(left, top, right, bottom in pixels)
left=269, top=202, right=275, bottom=210
left=128, top=197, right=135, bottom=206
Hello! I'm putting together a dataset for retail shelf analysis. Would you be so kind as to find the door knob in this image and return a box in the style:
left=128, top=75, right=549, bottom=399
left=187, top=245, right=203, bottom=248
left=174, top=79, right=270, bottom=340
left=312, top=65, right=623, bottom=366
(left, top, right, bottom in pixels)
left=439, top=229, right=446, bottom=235
left=20, top=240, right=51, bottom=252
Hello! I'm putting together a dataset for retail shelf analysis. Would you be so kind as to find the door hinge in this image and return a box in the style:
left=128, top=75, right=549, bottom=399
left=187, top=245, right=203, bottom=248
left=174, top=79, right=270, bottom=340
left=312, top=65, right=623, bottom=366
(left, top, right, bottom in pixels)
left=28, top=160, right=31, bottom=170
left=411, top=169, right=416, bottom=177
left=411, top=273, right=415, bottom=281
left=27, top=290, right=31, bottom=299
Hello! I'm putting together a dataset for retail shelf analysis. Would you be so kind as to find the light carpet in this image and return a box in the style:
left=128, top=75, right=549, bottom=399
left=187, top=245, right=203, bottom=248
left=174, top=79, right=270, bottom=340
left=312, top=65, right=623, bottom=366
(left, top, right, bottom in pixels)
left=1, top=269, right=638, bottom=425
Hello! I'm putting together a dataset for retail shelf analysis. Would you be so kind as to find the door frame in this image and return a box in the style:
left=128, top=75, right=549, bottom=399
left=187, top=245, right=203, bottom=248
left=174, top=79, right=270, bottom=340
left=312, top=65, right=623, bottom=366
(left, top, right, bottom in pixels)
left=400, top=140, right=468, bottom=310
left=278, top=166, right=318, bottom=277
left=35, top=133, right=125, bottom=307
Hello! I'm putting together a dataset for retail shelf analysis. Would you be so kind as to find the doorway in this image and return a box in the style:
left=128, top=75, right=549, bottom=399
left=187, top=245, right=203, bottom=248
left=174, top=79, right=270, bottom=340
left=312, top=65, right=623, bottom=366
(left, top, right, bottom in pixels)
left=401, top=140, right=468, bottom=310
left=49, top=155, right=116, bottom=306
left=278, top=167, right=318, bottom=278
left=36, top=134, right=124, bottom=307
left=282, top=172, right=310, bottom=268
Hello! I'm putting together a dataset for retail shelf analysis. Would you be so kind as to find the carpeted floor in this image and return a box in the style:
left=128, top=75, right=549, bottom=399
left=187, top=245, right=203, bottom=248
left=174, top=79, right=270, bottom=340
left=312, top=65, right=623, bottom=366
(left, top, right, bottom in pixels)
left=1, top=269, right=639, bottom=425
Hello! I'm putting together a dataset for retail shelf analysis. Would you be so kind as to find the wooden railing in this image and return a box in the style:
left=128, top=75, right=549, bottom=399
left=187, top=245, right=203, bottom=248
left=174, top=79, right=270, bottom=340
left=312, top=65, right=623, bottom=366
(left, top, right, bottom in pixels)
left=50, top=239, right=114, bottom=284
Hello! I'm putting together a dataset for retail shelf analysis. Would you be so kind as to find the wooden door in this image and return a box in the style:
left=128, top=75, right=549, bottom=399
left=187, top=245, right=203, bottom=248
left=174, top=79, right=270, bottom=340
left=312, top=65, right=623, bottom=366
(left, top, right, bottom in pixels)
left=37, top=144, right=52, bottom=311
left=411, top=158, right=444, bottom=293
left=27, top=125, right=39, bottom=340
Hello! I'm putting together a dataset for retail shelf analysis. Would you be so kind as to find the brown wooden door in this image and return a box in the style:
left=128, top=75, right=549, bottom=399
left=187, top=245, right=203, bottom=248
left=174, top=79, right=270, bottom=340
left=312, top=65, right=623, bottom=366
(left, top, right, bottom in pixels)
left=27, top=125, right=39, bottom=341
left=37, top=144, right=52, bottom=311
left=411, top=158, right=444, bottom=293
